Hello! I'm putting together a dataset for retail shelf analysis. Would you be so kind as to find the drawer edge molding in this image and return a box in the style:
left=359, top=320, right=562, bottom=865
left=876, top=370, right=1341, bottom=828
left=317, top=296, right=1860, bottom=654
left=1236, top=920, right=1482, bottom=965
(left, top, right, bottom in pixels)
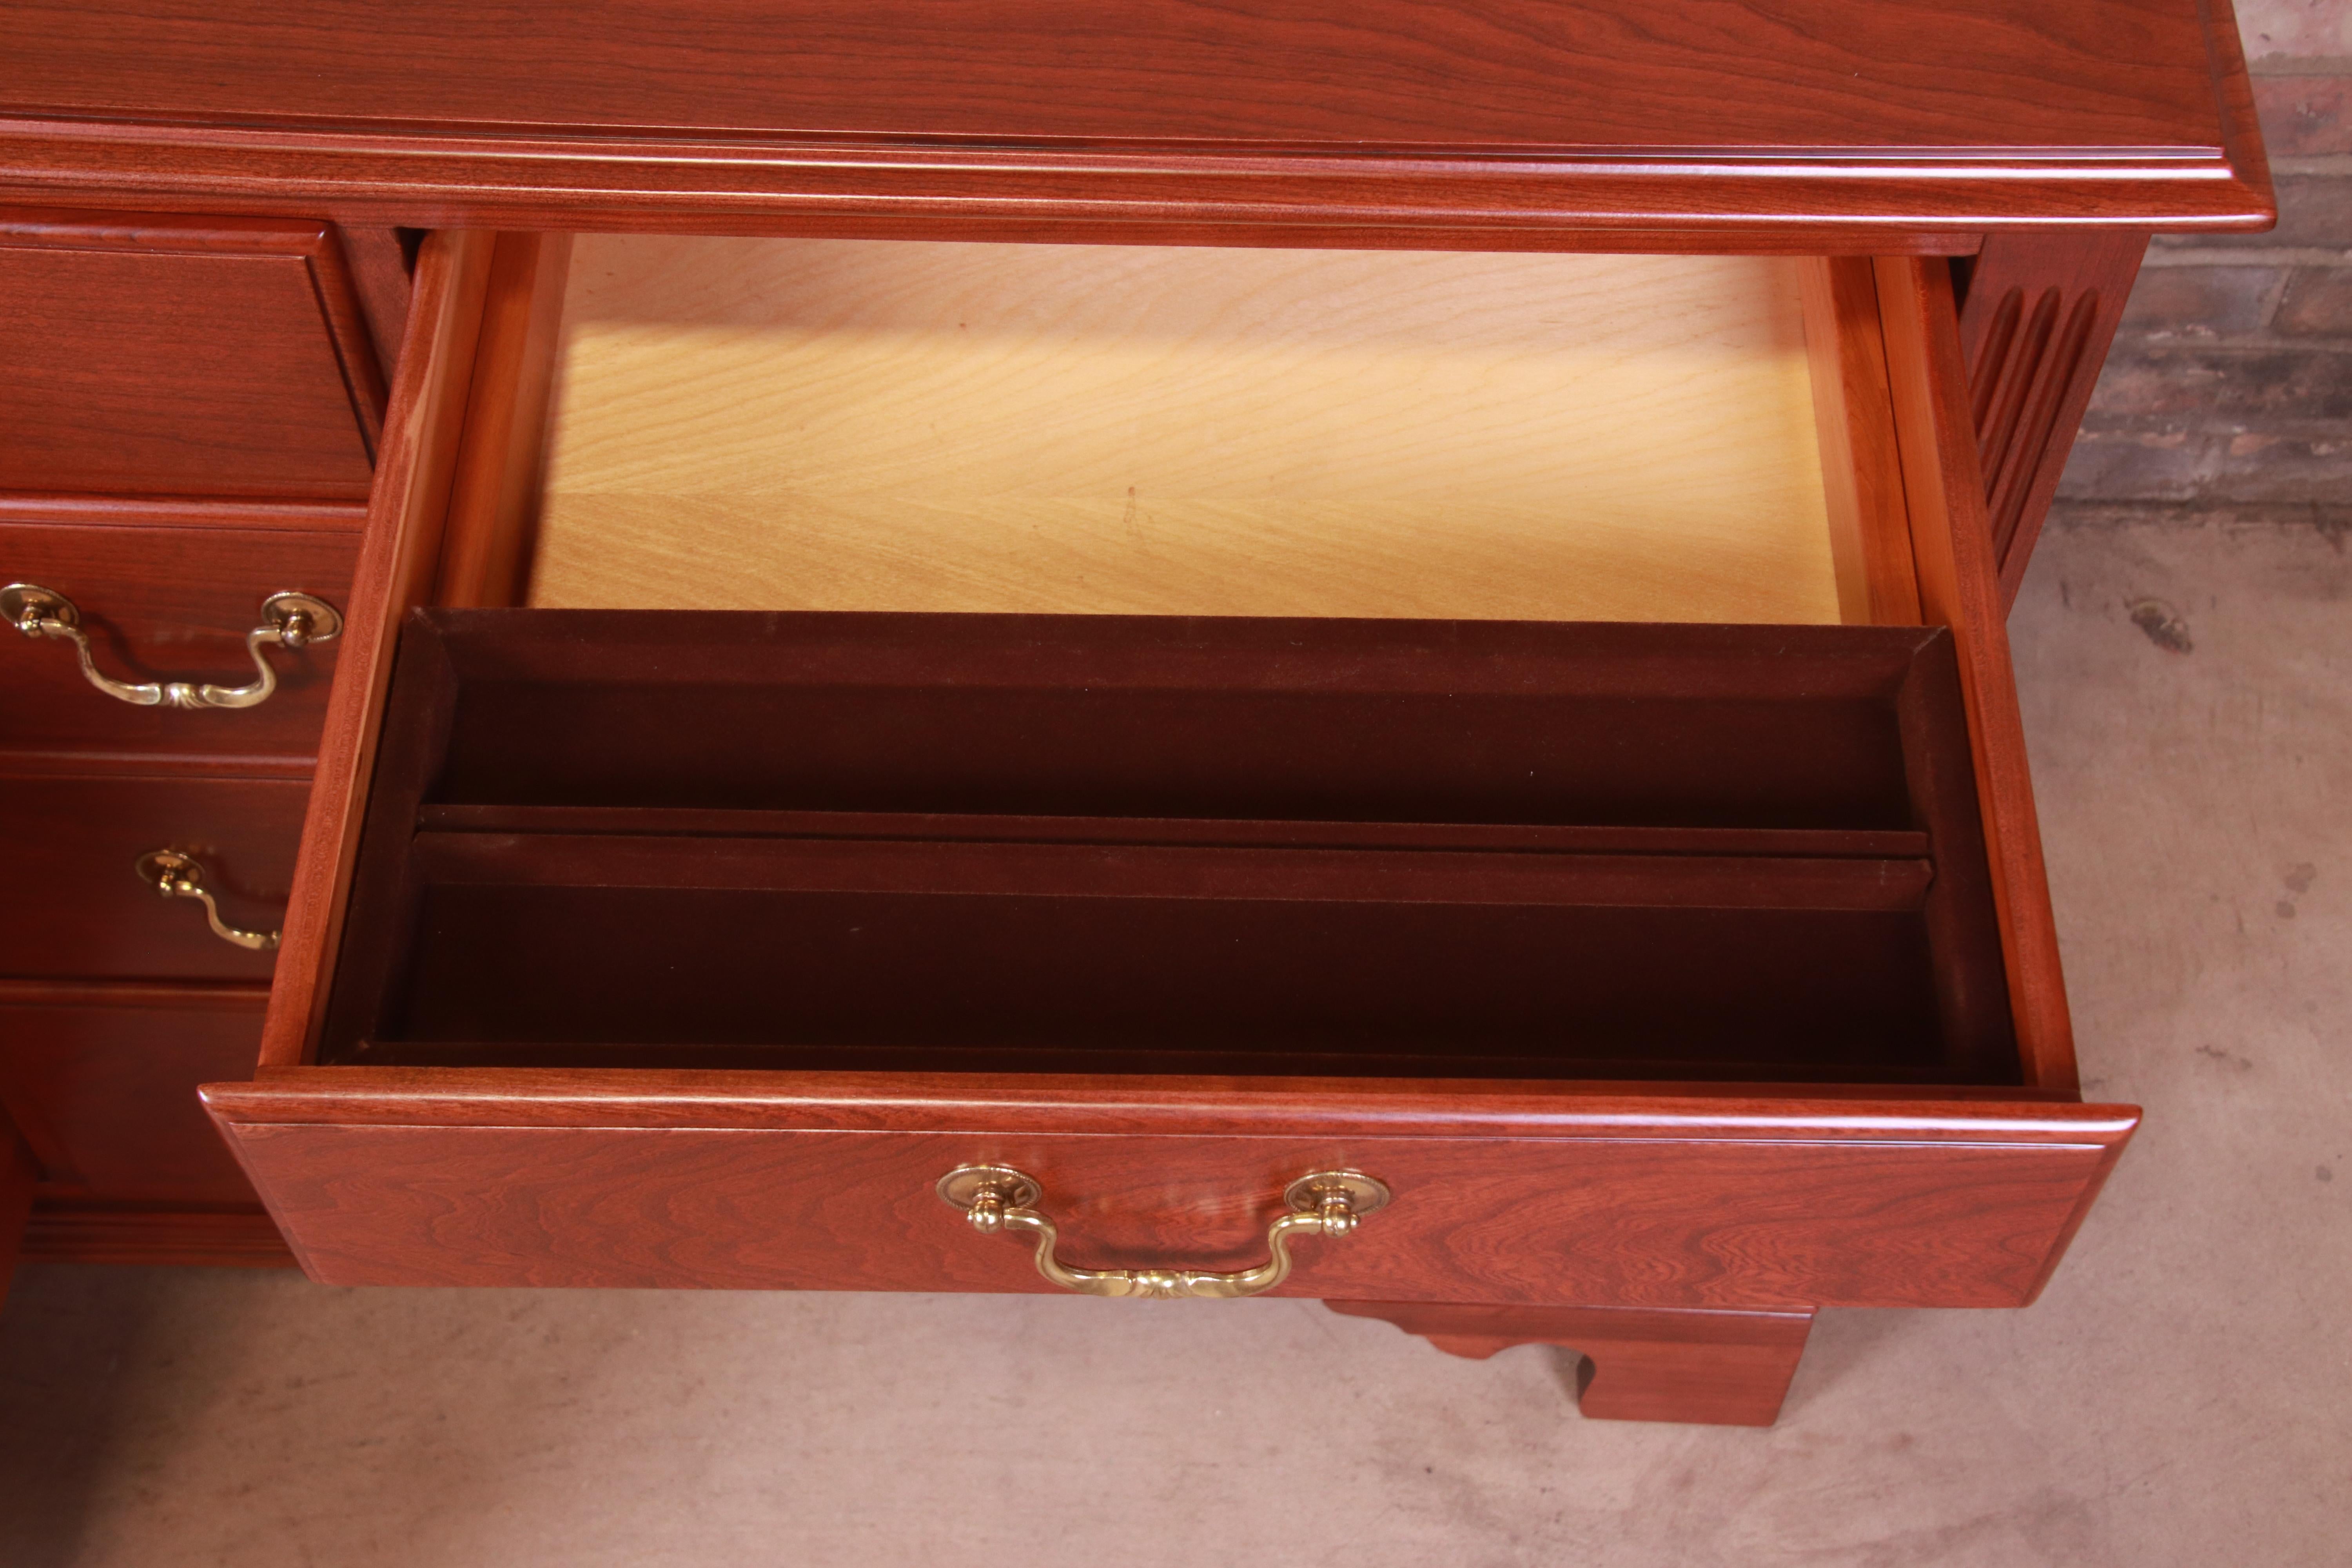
left=203, top=1066, right=2140, bottom=1143
left=0, top=495, right=369, bottom=532
left=0, top=122, right=2274, bottom=239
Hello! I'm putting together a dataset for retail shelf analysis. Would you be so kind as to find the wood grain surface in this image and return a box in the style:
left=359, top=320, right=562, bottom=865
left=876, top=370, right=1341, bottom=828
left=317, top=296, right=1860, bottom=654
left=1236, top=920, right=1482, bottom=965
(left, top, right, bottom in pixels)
left=1325, top=1299, right=1813, bottom=1425
left=407, top=830, right=1936, bottom=911
left=0, top=979, right=268, bottom=1205
left=337, top=225, right=414, bottom=381
left=0, top=517, right=359, bottom=765
left=410, top=613, right=1941, bottom=826
left=0, top=209, right=382, bottom=499
left=0, top=0, right=2273, bottom=235
left=0, top=0, right=2234, bottom=150
left=257, top=230, right=495, bottom=1069
left=203, top=1067, right=2108, bottom=1131
left=205, top=1069, right=2133, bottom=1307
left=318, top=608, right=2008, bottom=1083
left=1802, top=258, right=1921, bottom=626
left=534, top=240, right=1840, bottom=623
left=438, top=232, right=573, bottom=607
left=0, top=495, right=365, bottom=533
left=415, top=804, right=1932, bottom=862
left=1876, top=257, right=2077, bottom=1093
left=0, top=775, right=307, bottom=981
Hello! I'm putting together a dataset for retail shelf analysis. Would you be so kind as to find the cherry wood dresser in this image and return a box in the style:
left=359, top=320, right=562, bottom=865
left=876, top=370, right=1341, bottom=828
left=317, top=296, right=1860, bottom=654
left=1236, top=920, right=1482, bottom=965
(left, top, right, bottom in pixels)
left=0, top=0, right=2272, bottom=1424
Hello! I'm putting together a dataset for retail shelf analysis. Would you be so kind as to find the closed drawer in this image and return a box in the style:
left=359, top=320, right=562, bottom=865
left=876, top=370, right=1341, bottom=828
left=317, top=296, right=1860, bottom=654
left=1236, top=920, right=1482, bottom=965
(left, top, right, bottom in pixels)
left=206, top=232, right=2131, bottom=1312
left=0, top=980, right=265, bottom=1206
left=0, top=503, right=360, bottom=767
left=0, top=209, right=381, bottom=500
left=0, top=774, right=302, bottom=980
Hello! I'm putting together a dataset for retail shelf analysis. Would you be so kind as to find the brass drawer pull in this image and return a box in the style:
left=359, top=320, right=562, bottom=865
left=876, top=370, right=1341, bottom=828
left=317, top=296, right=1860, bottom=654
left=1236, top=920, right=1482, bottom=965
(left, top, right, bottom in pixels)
left=4, top=582, right=342, bottom=711
left=936, top=1164, right=1389, bottom=1299
left=133, top=849, right=281, bottom=952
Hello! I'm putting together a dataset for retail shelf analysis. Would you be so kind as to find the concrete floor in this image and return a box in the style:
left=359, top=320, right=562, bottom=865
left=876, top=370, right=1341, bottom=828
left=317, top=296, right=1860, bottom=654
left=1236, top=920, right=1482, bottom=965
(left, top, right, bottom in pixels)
left=3, top=512, right=2348, bottom=1566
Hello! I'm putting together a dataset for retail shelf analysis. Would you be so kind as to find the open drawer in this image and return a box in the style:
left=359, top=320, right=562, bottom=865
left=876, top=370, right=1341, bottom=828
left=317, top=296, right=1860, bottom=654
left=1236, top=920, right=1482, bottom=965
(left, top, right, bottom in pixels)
left=204, top=233, right=2132, bottom=1335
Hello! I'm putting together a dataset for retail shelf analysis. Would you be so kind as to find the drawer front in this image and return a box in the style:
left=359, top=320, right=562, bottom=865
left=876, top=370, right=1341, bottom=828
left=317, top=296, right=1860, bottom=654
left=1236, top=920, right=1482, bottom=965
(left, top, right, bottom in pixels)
left=0, top=775, right=304, bottom=980
left=207, top=1073, right=2133, bottom=1308
left=0, top=981, right=265, bottom=1206
left=0, top=515, right=360, bottom=764
left=0, top=211, right=381, bottom=499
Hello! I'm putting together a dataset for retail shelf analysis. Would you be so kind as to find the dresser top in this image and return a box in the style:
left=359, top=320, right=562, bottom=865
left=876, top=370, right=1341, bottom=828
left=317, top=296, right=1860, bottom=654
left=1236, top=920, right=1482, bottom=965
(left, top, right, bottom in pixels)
left=0, top=0, right=2273, bottom=241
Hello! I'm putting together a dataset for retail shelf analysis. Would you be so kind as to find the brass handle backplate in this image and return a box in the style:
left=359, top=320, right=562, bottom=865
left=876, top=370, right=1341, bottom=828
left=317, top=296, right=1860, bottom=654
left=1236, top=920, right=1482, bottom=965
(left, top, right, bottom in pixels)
left=936, top=1164, right=1390, bottom=1299
left=4, top=582, right=341, bottom=711
left=134, top=850, right=281, bottom=952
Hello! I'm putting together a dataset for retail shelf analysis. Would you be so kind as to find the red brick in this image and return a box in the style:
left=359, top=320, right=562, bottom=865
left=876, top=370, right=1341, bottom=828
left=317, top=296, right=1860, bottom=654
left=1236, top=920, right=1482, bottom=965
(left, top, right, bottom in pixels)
left=2059, top=427, right=2352, bottom=506
left=2274, top=267, right=2352, bottom=336
left=2085, top=345, right=2352, bottom=421
left=2204, top=434, right=2352, bottom=505
left=2254, top=76, right=2351, bottom=156
left=2084, top=350, right=2229, bottom=418
left=2237, top=0, right=2352, bottom=61
left=2057, top=430, right=2226, bottom=502
left=2119, top=267, right=2281, bottom=335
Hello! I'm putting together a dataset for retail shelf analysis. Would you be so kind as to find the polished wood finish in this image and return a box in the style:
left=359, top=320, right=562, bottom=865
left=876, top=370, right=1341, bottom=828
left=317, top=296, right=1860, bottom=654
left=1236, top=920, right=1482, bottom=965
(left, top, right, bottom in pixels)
left=0, top=209, right=383, bottom=499
left=1802, top=258, right=1922, bottom=625
left=419, top=805, right=1933, bottom=864
left=0, top=775, right=305, bottom=981
left=0, top=1, right=2271, bottom=237
left=0, top=207, right=381, bottom=1274
left=0, top=980, right=268, bottom=1205
left=438, top=232, right=573, bottom=607
left=207, top=1069, right=2132, bottom=1303
left=1958, top=234, right=2150, bottom=608
left=260, top=231, right=496, bottom=1068
left=337, top=225, right=414, bottom=381
left=537, top=241, right=1841, bottom=624
left=1326, top=1299, right=1813, bottom=1425
left=1875, top=257, right=2075, bottom=1093
left=0, top=514, right=359, bottom=768
left=20, top=1203, right=292, bottom=1267
left=0, top=495, right=365, bottom=533
left=319, top=610, right=2011, bottom=1084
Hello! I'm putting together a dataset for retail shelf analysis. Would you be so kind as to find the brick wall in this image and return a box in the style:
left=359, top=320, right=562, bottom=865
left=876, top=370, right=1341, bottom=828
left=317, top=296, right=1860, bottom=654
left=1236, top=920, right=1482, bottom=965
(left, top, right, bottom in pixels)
left=2056, top=0, right=2351, bottom=524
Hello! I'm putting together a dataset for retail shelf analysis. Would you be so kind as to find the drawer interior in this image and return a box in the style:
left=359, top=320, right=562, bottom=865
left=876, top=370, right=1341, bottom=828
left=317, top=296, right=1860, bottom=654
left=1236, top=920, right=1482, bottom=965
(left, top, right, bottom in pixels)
left=528, top=239, right=1857, bottom=625
left=257, top=234, right=2071, bottom=1101
left=319, top=610, right=2013, bottom=1085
